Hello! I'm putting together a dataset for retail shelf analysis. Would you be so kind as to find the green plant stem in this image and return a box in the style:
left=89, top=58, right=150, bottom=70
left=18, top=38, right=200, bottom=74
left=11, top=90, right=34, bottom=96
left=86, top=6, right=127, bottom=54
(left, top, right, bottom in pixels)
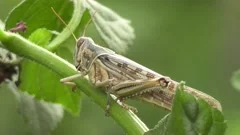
left=0, top=29, right=149, bottom=135
left=46, top=0, right=83, bottom=51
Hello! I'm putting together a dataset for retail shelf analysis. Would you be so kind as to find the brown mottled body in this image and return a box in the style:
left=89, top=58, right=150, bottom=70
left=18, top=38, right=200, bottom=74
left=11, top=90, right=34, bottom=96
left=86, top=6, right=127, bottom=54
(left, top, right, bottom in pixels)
left=94, top=54, right=221, bottom=111
left=62, top=37, right=222, bottom=113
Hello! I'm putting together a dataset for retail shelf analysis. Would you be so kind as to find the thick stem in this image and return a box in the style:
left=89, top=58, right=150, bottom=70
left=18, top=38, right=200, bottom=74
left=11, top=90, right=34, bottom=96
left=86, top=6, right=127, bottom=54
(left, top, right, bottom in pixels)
left=46, top=0, right=83, bottom=51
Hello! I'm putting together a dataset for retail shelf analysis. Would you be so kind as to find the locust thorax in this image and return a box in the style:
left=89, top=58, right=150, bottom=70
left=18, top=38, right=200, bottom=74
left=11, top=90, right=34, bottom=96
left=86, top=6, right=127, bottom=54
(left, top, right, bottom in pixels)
left=74, top=36, right=115, bottom=75
left=74, top=37, right=96, bottom=73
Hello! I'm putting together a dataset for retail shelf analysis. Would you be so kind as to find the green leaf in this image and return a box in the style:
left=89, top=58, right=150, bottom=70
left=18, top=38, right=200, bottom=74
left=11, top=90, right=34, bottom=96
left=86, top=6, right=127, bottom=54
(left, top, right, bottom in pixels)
left=28, top=28, right=52, bottom=48
left=5, top=0, right=84, bottom=51
left=144, top=114, right=169, bottom=135
left=18, top=11, right=91, bottom=114
left=16, top=9, right=90, bottom=115
left=145, top=83, right=226, bottom=135
left=208, top=109, right=227, bottom=135
left=20, top=60, right=81, bottom=114
left=6, top=82, right=64, bottom=135
left=18, top=28, right=80, bottom=114
left=84, top=0, right=135, bottom=54
left=231, top=69, right=240, bottom=91
left=5, top=0, right=73, bottom=37
left=5, top=0, right=86, bottom=115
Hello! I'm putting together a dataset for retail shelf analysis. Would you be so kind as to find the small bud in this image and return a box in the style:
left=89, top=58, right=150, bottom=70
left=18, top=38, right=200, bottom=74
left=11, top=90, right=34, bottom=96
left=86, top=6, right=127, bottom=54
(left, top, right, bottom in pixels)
left=9, top=21, right=27, bottom=33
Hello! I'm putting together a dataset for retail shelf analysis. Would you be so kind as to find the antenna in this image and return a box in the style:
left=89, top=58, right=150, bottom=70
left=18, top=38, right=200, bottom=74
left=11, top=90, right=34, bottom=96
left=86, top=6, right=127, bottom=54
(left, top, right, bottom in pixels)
left=82, top=11, right=97, bottom=37
left=51, top=7, right=77, bottom=41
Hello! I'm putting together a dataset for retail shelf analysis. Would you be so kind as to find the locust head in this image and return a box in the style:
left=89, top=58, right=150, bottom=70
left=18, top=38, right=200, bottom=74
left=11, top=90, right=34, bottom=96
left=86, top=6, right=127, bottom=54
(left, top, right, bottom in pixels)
left=74, top=37, right=96, bottom=74
left=51, top=7, right=97, bottom=74
left=51, top=8, right=111, bottom=74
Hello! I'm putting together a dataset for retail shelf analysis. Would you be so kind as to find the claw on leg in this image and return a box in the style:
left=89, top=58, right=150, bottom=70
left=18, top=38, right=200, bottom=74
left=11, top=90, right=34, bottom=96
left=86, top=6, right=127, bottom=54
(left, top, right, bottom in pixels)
left=72, top=85, right=77, bottom=92
left=105, top=104, right=110, bottom=117
left=106, top=95, right=138, bottom=115
left=120, top=101, right=138, bottom=113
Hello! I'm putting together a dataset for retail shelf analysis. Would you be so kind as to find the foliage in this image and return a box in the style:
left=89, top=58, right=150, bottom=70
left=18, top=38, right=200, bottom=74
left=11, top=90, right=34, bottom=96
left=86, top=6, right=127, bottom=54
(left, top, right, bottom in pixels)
left=0, top=0, right=226, bottom=135
left=145, top=83, right=226, bottom=135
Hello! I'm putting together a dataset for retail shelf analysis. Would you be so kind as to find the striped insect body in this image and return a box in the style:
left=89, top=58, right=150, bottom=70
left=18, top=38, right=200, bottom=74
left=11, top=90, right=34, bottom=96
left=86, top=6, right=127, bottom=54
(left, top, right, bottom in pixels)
left=63, top=35, right=222, bottom=113
left=52, top=8, right=221, bottom=114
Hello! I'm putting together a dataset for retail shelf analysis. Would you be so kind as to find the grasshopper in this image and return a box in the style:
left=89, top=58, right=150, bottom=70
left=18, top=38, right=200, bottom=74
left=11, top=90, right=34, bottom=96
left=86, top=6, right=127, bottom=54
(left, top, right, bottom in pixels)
left=61, top=36, right=222, bottom=113
left=52, top=8, right=222, bottom=114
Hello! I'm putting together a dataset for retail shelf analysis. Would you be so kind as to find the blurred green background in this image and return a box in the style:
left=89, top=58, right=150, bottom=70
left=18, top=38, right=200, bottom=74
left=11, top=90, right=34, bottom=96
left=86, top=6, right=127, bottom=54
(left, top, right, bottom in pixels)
left=0, top=0, right=240, bottom=135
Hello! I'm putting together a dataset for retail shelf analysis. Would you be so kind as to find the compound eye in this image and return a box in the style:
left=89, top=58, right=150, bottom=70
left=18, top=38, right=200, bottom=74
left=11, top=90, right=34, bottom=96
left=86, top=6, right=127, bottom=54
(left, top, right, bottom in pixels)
left=77, top=38, right=85, bottom=47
